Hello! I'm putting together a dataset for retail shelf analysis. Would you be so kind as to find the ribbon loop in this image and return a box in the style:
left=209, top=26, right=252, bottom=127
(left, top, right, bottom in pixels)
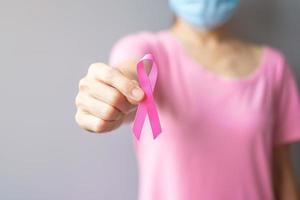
left=132, top=54, right=162, bottom=140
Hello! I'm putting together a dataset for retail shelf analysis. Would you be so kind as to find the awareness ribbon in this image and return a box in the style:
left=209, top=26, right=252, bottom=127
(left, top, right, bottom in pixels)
left=132, top=54, right=162, bottom=140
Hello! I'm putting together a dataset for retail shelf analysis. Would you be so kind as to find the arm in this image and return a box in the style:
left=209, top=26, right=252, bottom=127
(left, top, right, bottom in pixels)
left=74, top=59, right=145, bottom=133
left=272, top=144, right=300, bottom=200
left=75, top=32, right=153, bottom=133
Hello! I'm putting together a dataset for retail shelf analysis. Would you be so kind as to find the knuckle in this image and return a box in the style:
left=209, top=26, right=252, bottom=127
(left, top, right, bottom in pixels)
left=88, top=63, right=100, bottom=74
left=101, top=106, right=114, bottom=119
left=88, top=62, right=105, bottom=73
left=75, top=94, right=80, bottom=107
left=74, top=111, right=82, bottom=126
left=95, top=120, right=106, bottom=133
left=110, top=90, right=122, bottom=105
left=101, top=67, right=115, bottom=83
left=78, top=78, right=88, bottom=91
left=75, top=94, right=83, bottom=108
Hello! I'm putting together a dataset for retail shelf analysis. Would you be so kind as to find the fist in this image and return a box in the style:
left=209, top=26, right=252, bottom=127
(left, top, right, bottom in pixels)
left=75, top=63, right=144, bottom=133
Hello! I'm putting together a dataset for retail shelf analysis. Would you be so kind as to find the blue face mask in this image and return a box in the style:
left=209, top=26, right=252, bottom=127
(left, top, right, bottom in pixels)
left=169, top=0, right=240, bottom=30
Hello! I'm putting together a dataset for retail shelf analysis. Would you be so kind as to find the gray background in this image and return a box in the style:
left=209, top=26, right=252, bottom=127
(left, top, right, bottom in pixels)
left=0, top=0, right=299, bottom=200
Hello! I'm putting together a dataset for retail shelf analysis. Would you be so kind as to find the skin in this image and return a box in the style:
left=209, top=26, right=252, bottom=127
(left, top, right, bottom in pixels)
left=273, top=145, right=300, bottom=200
left=75, top=15, right=300, bottom=199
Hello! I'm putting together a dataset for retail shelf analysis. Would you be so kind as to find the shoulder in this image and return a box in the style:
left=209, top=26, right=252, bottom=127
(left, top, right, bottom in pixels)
left=236, top=41, right=297, bottom=92
left=263, top=46, right=299, bottom=95
left=265, top=46, right=287, bottom=66
left=264, top=46, right=292, bottom=81
left=109, top=30, right=168, bottom=65
left=108, top=30, right=163, bottom=66
left=112, top=30, right=163, bottom=49
left=233, top=39, right=287, bottom=67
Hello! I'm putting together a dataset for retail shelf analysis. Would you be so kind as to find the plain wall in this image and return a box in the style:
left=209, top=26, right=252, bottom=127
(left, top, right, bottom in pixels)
left=0, top=0, right=299, bottom=199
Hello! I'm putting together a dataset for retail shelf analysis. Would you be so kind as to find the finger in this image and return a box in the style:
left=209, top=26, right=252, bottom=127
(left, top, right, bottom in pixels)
left=75, top=109, right=124, bottom=133
left=87, top=80, right=136, bottom=114
left=76, top=93, right=123, bottom=121
left=88, top=63, right=144, bottom=104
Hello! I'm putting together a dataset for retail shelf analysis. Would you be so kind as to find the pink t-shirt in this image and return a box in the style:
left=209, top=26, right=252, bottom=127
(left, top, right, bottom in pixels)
left=108, top=30, right=300, bottom=200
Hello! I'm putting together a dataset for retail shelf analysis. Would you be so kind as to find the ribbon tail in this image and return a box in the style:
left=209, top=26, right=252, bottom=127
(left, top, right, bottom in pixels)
left=146, top=95, right=162, bottom=139
left=132, top=103, right=147, bottom=140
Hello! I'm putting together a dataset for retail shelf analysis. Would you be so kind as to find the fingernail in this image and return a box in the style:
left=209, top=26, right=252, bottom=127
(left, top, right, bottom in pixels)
left=131, top=87, right=144, bottom=100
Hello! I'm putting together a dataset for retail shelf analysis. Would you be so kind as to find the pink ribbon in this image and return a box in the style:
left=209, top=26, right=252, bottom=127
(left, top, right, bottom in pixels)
left=132, top=54, right=162, bottom=140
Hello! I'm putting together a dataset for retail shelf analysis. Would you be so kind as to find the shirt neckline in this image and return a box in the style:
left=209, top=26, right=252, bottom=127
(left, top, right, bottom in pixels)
left=163, top=29, right=270, bottom=85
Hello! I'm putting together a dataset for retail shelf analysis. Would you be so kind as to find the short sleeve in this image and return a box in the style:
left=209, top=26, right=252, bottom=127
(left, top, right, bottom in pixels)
left=108, top=32, right=153, bottom=67
left=272, top=54, right=300, bottom=146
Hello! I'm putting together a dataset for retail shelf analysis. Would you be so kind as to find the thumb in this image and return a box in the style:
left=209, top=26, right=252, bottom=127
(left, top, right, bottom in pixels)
left=126, top=80, right=145, bottom=105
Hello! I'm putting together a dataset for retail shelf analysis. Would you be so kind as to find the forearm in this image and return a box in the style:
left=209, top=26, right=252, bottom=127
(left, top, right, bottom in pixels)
left=273, top=145, right=300, bottom=200
left=274, top=169, right=300, bottom=200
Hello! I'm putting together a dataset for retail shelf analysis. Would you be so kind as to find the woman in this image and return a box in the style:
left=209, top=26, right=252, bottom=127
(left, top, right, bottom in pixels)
left=75, top=0, right=300, bottom=199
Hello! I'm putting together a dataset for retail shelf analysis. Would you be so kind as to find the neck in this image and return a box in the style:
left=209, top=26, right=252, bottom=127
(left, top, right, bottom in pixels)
left=169, top=17, right=232, bottom=48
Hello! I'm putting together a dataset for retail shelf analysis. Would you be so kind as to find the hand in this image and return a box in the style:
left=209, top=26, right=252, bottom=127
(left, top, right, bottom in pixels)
left=75, top=63, right=144, bottom=133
